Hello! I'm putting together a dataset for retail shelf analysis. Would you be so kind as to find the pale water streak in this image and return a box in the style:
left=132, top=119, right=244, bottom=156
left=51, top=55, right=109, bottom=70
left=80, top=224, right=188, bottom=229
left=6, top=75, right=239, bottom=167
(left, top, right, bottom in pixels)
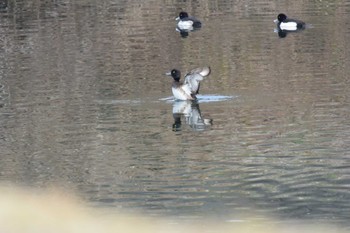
left=0, top=0, right=350, bottom=227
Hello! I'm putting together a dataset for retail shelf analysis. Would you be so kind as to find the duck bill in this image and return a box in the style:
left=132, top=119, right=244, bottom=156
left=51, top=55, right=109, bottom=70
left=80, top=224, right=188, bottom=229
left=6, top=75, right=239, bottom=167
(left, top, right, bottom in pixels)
left=175, top=17, right=180, bottom=20
left=165, top=71, right=172, bottom=76
left=273, top=19, right=278, bottom=23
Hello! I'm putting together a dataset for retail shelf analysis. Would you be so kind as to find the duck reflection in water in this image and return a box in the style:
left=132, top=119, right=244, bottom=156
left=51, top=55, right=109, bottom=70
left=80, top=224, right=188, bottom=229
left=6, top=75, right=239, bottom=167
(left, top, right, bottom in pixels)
left=172, top=100, right=212, bottom=131
left=0, top=0, right=7, bottom=11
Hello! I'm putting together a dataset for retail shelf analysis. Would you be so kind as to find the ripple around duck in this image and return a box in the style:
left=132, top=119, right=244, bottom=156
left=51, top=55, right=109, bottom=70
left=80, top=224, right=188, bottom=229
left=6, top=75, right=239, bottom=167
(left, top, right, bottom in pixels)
left=160, top=94, right=237, bottom=103
left=96, top=94, right=236, bottom=105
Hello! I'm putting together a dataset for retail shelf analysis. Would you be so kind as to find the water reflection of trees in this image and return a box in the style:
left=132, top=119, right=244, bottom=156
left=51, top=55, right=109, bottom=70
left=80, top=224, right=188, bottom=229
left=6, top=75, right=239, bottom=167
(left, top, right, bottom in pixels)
left=1, top=0, right=348, bottom=99
left=0, top=0, right=350, bottom=207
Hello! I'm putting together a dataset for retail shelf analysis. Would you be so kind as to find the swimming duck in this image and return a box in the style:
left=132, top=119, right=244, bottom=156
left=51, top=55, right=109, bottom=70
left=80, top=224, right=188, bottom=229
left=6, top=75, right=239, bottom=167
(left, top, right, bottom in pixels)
left=274, top=13, right=306, bottom=31
left=165, top=66, right=211, bottom=101
left=176, top=11, right=202, bottom=31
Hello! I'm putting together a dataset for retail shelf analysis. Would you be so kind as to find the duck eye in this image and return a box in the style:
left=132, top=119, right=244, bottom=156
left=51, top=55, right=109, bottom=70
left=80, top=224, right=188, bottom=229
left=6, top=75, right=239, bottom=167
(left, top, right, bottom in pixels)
left=179, top=12, right=187, bottom=18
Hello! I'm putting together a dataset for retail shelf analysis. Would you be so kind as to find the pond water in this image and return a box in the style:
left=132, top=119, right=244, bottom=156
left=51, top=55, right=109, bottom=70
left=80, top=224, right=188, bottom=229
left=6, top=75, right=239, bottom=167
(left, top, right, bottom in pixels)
left=0, top=0, right=350, bottom=227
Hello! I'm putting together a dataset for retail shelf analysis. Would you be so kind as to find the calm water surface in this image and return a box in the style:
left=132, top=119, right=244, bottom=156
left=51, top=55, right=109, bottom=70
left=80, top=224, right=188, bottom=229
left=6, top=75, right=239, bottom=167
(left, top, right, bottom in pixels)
left=0, top=0, right=350, bottom=227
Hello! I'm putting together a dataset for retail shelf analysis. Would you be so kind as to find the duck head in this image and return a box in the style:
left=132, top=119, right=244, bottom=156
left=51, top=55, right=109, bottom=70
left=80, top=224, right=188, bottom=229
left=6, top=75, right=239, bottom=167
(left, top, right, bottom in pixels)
left=166, top=69, right=181, bottom=82
left=277, top=13, right=287, bottom=22
left=176, top=11, right=189, bottom=20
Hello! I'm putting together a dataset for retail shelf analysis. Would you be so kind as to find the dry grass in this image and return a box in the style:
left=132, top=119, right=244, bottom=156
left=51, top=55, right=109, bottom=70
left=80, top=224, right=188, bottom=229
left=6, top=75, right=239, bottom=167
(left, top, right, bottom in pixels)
left=0, top=186, right=346, bottom=233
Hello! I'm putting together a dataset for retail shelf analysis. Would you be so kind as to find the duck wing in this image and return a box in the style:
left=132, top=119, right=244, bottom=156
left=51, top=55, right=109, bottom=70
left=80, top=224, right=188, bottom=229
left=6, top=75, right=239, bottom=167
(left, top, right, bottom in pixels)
left=184, top=67, right=211, bottom=94
left=187, top=16, right=202, bottom=28
left=187, top=66, right=211, bottom=77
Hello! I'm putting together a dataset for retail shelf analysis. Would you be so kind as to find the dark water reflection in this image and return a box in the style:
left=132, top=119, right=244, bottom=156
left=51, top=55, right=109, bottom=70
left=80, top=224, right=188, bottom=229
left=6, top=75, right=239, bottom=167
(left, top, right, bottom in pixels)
left=0, top=0, right=350, bottom=227
left=172, top=100, right=212, bottom=131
